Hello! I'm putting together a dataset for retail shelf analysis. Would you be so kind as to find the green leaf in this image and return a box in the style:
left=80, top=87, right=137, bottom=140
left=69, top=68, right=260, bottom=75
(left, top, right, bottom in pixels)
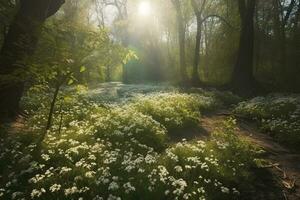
left=80, top=66, right=86, bottom=73
left=68, top=79, right=74, bottom=85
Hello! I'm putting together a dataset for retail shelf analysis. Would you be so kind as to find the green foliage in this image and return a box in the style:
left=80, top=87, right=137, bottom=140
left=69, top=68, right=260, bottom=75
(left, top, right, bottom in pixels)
left=131, top=92, right=220, bottom=131
left=30, top=19, right=108, bottom=87
left=234, top=94, right=300, bottom=150
left=188, top=88, right=242, bottom=107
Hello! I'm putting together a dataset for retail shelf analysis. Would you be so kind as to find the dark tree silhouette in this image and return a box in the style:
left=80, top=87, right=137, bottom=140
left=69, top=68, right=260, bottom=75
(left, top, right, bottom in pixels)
left=0, top=0, right=65, bottom=121
left=231, top=0, right=257, bottom=96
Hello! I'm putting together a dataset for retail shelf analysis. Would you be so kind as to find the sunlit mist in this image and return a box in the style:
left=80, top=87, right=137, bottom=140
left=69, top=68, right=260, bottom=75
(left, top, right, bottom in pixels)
left=138, top=1, right=152, bottom=16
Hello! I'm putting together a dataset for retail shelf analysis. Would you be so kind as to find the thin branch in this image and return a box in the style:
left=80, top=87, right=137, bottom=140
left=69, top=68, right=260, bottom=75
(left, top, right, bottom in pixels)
left=283, top=0, right=296, bottom=25
left=201, top=14, right=237, bottom=30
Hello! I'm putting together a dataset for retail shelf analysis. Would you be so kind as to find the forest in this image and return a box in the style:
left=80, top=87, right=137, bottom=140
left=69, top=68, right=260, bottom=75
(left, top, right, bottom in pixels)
left=0, top=0, right=300, bottom=199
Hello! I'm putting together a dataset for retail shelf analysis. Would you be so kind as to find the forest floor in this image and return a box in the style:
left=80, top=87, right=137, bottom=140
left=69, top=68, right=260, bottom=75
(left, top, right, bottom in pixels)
left=2, top=83, right=300, bottom=200
left=198, top=111, right=300, bottom=200
left=8, top=109, right=300, bottom=199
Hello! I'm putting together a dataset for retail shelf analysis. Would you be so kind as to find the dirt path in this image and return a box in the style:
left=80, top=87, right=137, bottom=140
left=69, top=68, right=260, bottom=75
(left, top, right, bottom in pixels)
left=200, top=113, right=300, bottom=200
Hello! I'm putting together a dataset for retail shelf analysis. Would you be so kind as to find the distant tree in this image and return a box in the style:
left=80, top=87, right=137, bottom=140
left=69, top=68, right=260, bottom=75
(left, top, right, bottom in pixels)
left=94, top=0, right=106, bottom=28
left=171, top=0, right=188, bottom=84
left=190, top=0, right=205, bottom=85
left=0, top=0, right=65, bottom=121
left=190, top=0, right=233, bottom=86
left=104, top=0, right=130, bottom=83
left=273, top=0, right=298, bottom=87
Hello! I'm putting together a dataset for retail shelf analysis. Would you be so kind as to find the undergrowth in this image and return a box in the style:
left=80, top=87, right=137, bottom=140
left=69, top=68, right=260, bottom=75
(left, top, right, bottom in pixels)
left=0, top=85, right=263, bottom=200
left=234, top=94, right=300, bottom=151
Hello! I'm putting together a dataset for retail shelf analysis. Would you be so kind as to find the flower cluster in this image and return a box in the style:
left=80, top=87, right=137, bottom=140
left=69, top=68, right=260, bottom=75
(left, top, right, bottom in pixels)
left=235, top=94, right=300, bottom=150
left=0, top=85, right=257, bottom=200
left=131, top=92, right=220, bottom=131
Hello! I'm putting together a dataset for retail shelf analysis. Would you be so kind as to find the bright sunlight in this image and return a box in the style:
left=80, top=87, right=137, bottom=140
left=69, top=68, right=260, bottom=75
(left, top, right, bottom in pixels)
left=138, top=1, right=152, bottom=16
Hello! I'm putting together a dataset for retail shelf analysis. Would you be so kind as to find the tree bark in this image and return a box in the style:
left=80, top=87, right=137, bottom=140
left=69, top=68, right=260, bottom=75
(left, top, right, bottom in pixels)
left=231, top=0, right=257, bottom=96
left=290, top=2, right=300, bottom=91
left=273, top=0, right=286, bottom=84
left=192, top=16, right=202, bottom=85
left=191, top=0, right=203, bottom=86
left=0, top=0, right=65, bottom=121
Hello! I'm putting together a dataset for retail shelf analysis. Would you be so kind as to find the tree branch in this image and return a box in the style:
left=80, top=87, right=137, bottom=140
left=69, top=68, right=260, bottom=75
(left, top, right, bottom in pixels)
left=201, top=14, right=236, bottom=30
left=46, top=0, right=65, bottom=18
left=283, top=0, right=296, bottom=25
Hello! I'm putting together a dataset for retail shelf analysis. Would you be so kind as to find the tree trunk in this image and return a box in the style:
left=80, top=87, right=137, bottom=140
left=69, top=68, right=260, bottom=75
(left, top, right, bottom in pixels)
left=273, top=0, right=286, bottom=85
left=108, top=0, right=130, bottom=84
left=290, top=2, right=300, bottom=91
left=106, top=65, right=111, bottom=82
left=190, top=0, right=203, bottom=86
left=231, top=0, right=257, bottom=96
left=46, top=84, right=60, bottom=131
left=0, top=0, right=65, bottom=121
left=192, top=16, right=202, bottom=85
left=172, top=0, right=188, bottom=84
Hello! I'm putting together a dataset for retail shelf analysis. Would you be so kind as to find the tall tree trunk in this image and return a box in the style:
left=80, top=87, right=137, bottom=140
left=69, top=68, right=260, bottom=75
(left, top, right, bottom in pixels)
left=290, top=2, right=300, bottom=91
left=231, top=0, right=257, bottom=96
left=273, top=0, right=286, bottom=86
left=108, top=0, right=130, bottom=84
left=0, top=0, right=65, bottom=121
left=172, top=0, right=188, bottom=84
left=190, top=0, right=204, bottom=86
left=192, top=16, right=202, bottom=85
left=106, top=65, right=111, bottom=82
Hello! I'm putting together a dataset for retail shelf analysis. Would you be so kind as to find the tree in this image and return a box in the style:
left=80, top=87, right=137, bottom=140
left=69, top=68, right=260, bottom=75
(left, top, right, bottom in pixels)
left=231, top=0, right=257, bottom=95
left=0, top=0, right=65, bottom=121
left=190, top=0, right=206, bottom=85
left=273, top=0, right=298, bottom=87
left=190, top=0, right=234, bottom=86
left=94, top=0, right=106, bottom=28
left=104, top=0, right=130, bottom=83
left=171, top=0, right=188, bottom=84
left=0, top=0, right=18, bottom=47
